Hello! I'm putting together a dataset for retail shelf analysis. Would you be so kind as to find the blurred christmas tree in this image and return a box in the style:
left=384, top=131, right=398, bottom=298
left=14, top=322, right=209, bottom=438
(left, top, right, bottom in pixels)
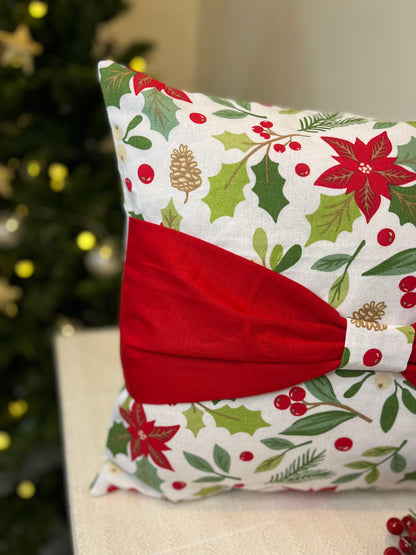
left=0, top=1, right=151, bottom=552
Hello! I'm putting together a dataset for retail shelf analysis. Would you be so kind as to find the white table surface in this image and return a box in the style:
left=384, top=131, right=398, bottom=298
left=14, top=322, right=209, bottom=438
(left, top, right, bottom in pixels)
left=54, top=327, right=415, bottom=554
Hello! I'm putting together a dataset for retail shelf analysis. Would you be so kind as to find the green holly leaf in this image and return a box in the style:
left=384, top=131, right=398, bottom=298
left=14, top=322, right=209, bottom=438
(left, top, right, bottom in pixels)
left=328, top=272, right=349, bottom=309
left=252, top=156, right=288, bottom=223
left=389, top=185, right=416, bottom=227
left=213, top=109, right=247, bottom=119
left=380, top=392, right=399, bottom=433
left=396, top=136, right=416, bottom=171
left=209, top=404, right=270, bottom=436
left=182, top=405, right=205, bottom=437
left=183, top=452, right=215, bottom=473
left=142, top=88, right=179, bottom=140
left=311, top=254, right=351, bottom=272
left=255, top=453, right=285, bottom=473
left=202, top=161, right=250, bottom=222
left=281, top=410, right=356, bottom=436
left=161, top=198, right=183, bottom=231
left=106, top=421, right=130, bottom=456
left=362, top=248, right=416, bottom=276
left=270, top=244, right=283, bottom=271
left=124, top=115, right=143, bottom=139
left=99, top=62, right=133, bottom=108
left=365, top=467, right=380, bottom=485
left=123, top=136, right=152, bottom=150
left=194, top=485, right=225, bottom=498
left=305, top=375, right=339, bottom=404
left=391, top=453, right=407, bottom=473
left=128, top=212, right=144, bottom=220
left=305, top=193, right=361, bottom=246
left=397, top=326, right=416, bottom=344
left=332, top=472, right=363, bottom=484
left=402, top=389, right=416, bottom=414
left=362, top=446, right=397, bottom=457
left=373, top=122, right=397, bottom=129
left=135, top=456, right=164, bottom=493
left=213, top=131, right=256, bottom=152
left=261, top=438, right=295, bottom=451
left=213, top=444, right=231, bottom=473
left=252, top=227, right=268, bottom=262
left=273, top=245, right=302, bottom=274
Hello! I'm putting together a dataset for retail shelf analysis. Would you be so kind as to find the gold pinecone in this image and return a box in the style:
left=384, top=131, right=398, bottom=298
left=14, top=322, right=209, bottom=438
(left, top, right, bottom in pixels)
left=350, top=301, right=387, bottom=331
left=170, top=144, right=202, bottom=203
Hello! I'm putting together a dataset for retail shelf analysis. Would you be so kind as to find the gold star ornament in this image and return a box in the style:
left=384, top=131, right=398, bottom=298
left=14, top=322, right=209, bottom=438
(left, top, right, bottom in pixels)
left=0, top=24, right=43, bottom=76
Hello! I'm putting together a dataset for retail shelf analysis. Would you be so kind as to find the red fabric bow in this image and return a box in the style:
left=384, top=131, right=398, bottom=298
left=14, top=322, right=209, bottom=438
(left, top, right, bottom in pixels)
left=120, top=218, right=416, bottom=404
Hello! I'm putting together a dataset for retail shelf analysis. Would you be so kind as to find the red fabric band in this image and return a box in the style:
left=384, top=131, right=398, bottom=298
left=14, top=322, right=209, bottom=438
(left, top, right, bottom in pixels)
left=120, top=217, right=416, bottom=404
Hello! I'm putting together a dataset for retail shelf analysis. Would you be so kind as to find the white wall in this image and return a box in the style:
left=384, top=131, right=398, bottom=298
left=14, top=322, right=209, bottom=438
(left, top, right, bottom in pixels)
left=99, top=0, right=416, bottom=120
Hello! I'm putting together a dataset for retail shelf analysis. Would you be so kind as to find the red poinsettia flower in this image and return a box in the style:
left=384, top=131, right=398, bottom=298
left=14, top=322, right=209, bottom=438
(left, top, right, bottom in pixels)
left=120, top=401, right=179, bottom=470
left=315, top=131, right=416, bottom=222
left=132, top=71, right=192, bottom=103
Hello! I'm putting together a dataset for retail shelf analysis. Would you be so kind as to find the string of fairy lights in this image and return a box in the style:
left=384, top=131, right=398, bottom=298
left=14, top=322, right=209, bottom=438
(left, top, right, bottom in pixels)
left=0, top=0, right=148, bottom=500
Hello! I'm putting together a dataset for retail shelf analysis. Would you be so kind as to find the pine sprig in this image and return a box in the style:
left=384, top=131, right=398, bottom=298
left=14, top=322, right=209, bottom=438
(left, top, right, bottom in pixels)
left=298, top=112, right=368, bottom=133
left=267, top=449, right=334, bottom=483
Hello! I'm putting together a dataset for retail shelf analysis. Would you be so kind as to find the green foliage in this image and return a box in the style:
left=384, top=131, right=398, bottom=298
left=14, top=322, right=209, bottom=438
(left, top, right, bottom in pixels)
left=0, top=1, right=152, bottom=552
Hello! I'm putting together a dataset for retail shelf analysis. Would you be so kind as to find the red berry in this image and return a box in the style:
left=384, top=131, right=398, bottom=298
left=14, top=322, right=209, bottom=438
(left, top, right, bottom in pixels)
left=334, top=437, right=353, bottom=451
left=274, top=394, right=291, bottom=410
left=107, top=485, right=118, bottom=493
left=239, top=451, right=254, bottom=461
left=384, top=548, right=401, bottom=555
left=189, top=112, right=207, bottom=124
left=403, top=516, right=416, bottom=529
left=363, top=348, right=382, bottom=367
left=289, top=141, right=301, bottom=151
left=399, top=276, right=416, bottom=292
left=399, top=537, right=412, bottom=553
left=233, top=483, right=245, bottom=488
left=172, top=481, right=186, bottom=490
left=289, top=386, right=306, bottom=401
left=295, top=163, right=310, bottom=177
left=290, top=402, right=307, bottom=417
left=137, top=164, right=154, bottom=184
left=387, top=517, right=405, bottom=535
left=125, top=177, right=132, bottom=191
left=410, top=524, right=416, bottom=541
left=377, top=228, right=395, bottom=246
left=273, top=143, right=286, bottom=153
left=252, top=125, right=263, bottom=133
left=401, top=292, right=416, bottom=308
left=260, top=132, right=271, bottom=139
left=260, top=120, right=273, bottom=128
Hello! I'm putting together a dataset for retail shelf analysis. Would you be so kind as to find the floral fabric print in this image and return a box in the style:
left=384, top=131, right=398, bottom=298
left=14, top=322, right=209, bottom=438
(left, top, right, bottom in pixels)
left=90, top=61, right=416, bottom=501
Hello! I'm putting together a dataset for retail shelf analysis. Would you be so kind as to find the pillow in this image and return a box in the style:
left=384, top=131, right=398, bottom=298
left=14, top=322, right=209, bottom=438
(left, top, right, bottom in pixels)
left=90, top=60, right=416, bottom=501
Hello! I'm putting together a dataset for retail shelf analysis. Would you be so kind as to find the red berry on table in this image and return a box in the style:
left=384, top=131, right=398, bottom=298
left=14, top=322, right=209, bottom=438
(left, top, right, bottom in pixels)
left=289, top=386, right=306, bottom=401
left=403, top=515, right=416, bottom=529
left=290, top=402, right=307, bottom=417
left=252, top=125, right=263, bottom=133
left=137, top=164, right=154, bottom=184
left=377, top=228, right=395, bottom=246
left=363, top=348, right=382, bottom=367
left=260, top=132, right=271, bottom=139
left=172, top=481, right=186, bottom=490
left=399, top=276, right=416, bottom=292
left=401, top=292, right=416, bottom=308
left=399, top=537, right=412, bottom=554
left=383, top=548, right=401, bottom=555
left=295, top=163, right=310, bottom=177
left=386, top=517, right=405, bottom=535
left=289, top=141, right=301, bottom=151
left=334, top=437, right=353, bottom=451
left=239, top=451, right=254, bottom=461
left=260, top=120, right=273, bottom=128
left=189, top=112, right=207, bottom=124
left=125, top=177, right=132, bottom=191
left=274, top=394, right=291, bottom=410
left=273, top=143, right=286, bottom=153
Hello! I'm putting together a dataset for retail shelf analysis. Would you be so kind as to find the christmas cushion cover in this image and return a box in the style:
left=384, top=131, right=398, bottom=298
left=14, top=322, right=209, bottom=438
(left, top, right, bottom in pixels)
left=90, top=60, right=416, bottom=501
